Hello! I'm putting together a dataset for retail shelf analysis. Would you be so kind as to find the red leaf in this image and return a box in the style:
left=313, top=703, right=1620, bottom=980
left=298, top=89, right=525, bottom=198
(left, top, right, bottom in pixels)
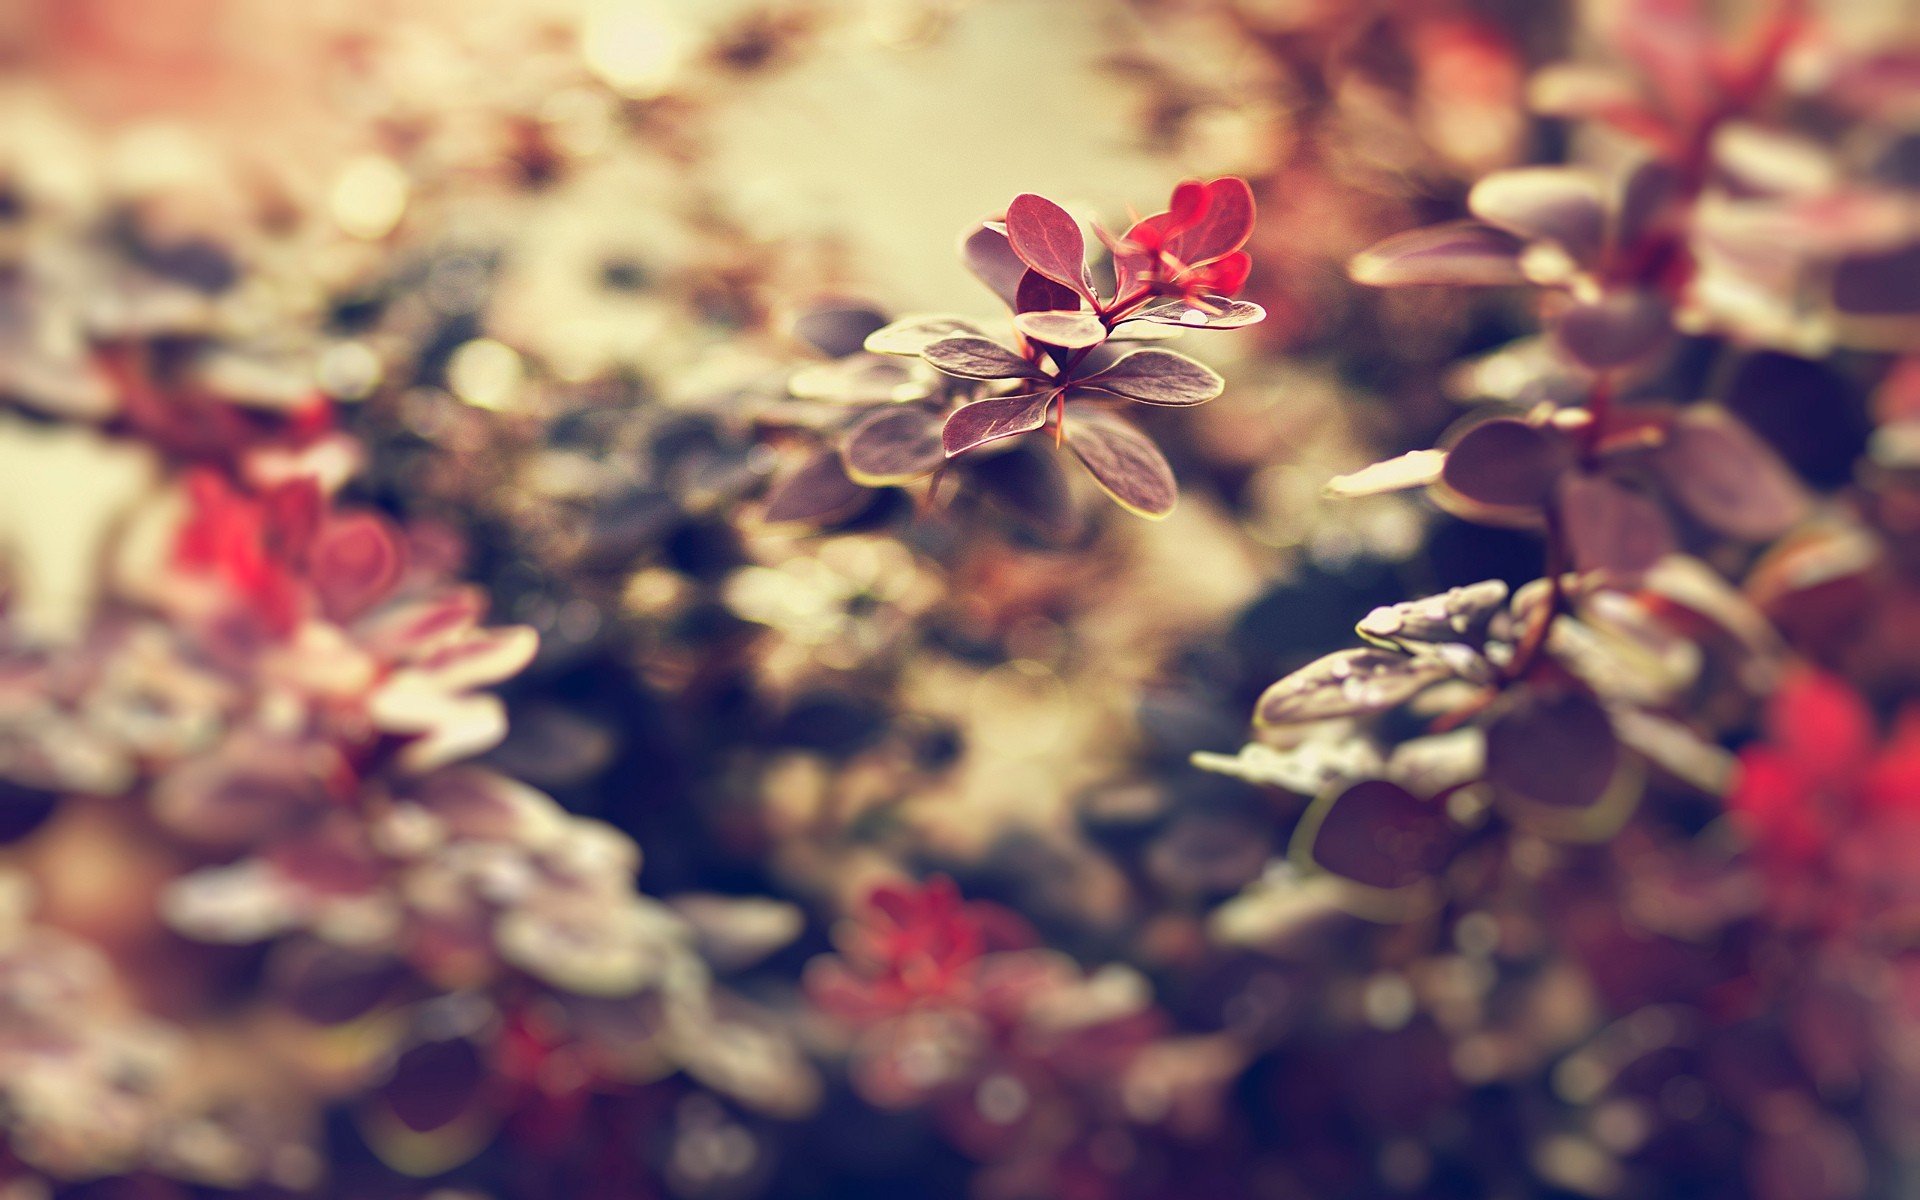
left=1064, top=406, right=1178, bottom=519
left=1075, top=348, right=1223, bottom=406
left=313, top=512, right=406, bottom=623
left=1005, top=194, right=1093, bottom=303
left=1180, top=176, right=1257, bottom=264
left=942, top=390, right=1056, bottom=457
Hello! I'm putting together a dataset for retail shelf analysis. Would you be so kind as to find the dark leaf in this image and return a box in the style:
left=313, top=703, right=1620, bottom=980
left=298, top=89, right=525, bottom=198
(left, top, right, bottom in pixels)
left=1554, top=290, right=1672, bottom=368
left=841, top=405, right=946, bottom=485
left=960, top=223, right=1026, bottom=310
left=1349, top=221, right=1527, bottom=287
left=1484, top=687, right=1618, bottom=808
left=763, top=448, right=871, bottom=525
left=383, top=1035, right=488, bottom=1134
left=1005, top=193, right=1094, bottom=302
left=1557, top=473, right=1677, bottom=577
left=1255, top=648, right=1456, bottom=726
left=1122, top=298, right=1267, bottom=330
left=1014, top=309, right=1108, bottom=349
left=1063, top=406, right=1177, bottom=519
left=864, top=313, right=991, bottom=356
left=942, top=390, right=1055, bottom=457
left=1833, top=243, right=1920, bottom=315
left=1075, top=348, right=1224, bottom=406
left=1016, top=269, right=1083, bottom=315
left=1658, top=407, right=1809, bottom=540
left=1302, top=780, right=1457, bottom=892
left=792, top=303, right=889, bottom=358
left=970, top=442, right=1078, bottom=541
left=1440, top=418, right=1574, bottom=511
left=921, top=335, right=1045, bottom=380
left=1468, top=167, right=1607, bottom=263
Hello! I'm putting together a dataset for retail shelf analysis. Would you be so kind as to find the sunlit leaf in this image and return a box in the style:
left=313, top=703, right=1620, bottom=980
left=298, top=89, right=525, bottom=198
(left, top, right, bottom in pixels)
left=1356, top=581, right=1510, bottom=650
left=1349, top=221, right=1527, bottom=287
left=1064, top=406, right=1177, bottom=519
left=1075, top=348, right=1223, bottom=406
left=1256, top=648, right=1456, bottom=726
left=1014, top=309, right=1108, bottom=349
left=1325, top=448, right=1448, bottom=498
left=1191, top=737, right=1385, bottom=796
left=921, top=335, right=1045, bottom=380
left=1005, top=193, right=1094, bottom=302
left=1468, top=167, right=1607, bottom=264
left=1657, top=406, right=1809, bottom=540
left=1121, top=299, right=1267, bottom=330
left=942, top=390, right=1055, bottom=457
left=864, top=313, right=991, bottom=356
left=841, top=405, right=946, bottom=485
left=762, top=448, right=871, bottom=526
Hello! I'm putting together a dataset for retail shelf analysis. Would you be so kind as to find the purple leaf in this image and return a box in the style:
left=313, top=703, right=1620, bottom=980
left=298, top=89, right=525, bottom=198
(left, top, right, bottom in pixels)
left=1657, top=407, right=1809, bottom=540
left=1833, top=243, right=1920, bottom=315
left=1063, top=406, right=1178, bottom=519
left=1014, top=309, right=1109, bottom=349
left=1005, top=194, right=1094, bottom=302
left=1468, top=167, right=1607, bottom=264
left=1256, top=648, right=1456, bottom=726
left=1557, top=473, right=1677, bottom=577
left=792, top=303, right=890, bottom=359
left=841, top=406, right=946, bottom=485
left=762, top=448, right=872, bottom=526
left=1304, top=780, right=1457, bottom=892
left=1484, top=687, right=1619, bottom=809
left=970, top=442, right=1079, bottom=542
left=960, top=223, right=1027, bottom=310
left=1440, top=418, right=1575, bottom=511
left=1075, top=348, right=1224, bottom=406
left=864, top=313, right=991, bottom=356
left=1122, top=298, right=1267, bottom=330
left=921, top=335, right=1045, bottom=380
left=1016, top=269, right=1083, bottom=315
left=1553, top=290, right=1671, bottom=369
left=942, top=390, right=1055, bottom=457
left=1349, top=221, right=1528, bottom=288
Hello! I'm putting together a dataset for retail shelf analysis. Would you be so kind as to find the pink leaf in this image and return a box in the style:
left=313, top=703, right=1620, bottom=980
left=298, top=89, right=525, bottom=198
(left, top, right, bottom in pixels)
left=942, top=390, right=1056, bottom=457
left=1064, top=406, right=1178, bottom=519
left=1005, top=194, right=1094, bottom=302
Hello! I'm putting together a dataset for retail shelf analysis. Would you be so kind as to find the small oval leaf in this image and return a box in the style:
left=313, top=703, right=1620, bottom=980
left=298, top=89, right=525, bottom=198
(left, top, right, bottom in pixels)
left=1440, top=418, right=1574, bottom=511
left=841, top=406, right=946, bottom=485
left=1075, top=348, right=1224, bottom=406
left=1484, top=687, right=1619, bottom=809
left=1349, top=221, right=1527, bottom=288
left=1300, top=780, right=1457, bottom=892
left=921, top=336, right=1045, bottom=380
left=1063, top=406, right=1177, bottom=519
left=1014, top=309, right=1109, bottom=349
left=1005, top=194, right=1094, bottom=302
left=942, top=390, right=1055, bottom=457
left=1255, top=648, right=1457, bottom=726
left=864, top=313, right=992, bottom=356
